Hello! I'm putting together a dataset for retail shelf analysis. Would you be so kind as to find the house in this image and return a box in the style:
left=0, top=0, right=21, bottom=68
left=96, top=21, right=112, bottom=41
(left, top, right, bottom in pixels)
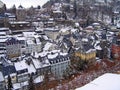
left=92, top=22, right=101, bottom=30
left=22, top=57, right=36, bottom=74
left=44, top=28, right=59, bottom=40
left=34, top=35, right=42, bottom=53
left=13, top=81, right=28, bottom=90
left=0, top=14, right=4, bottom=27
left=0, top=28, right=11, bottom=58
left=14, top=60, right=29, bottom=83
left=0, top=1, right=6, bottom=27
left=43, top=18, right=55, bottom=28
left=26, top=39, right=37, bottom=54
left=6, top=37, right=22, bottom=59
left=5, top=13, right=16, bottom=22
left=9, top=21, right=31, bottom=34
left=17, top=36, right=26, bottom=55
left=0, top=71, right=5, bottom=90
left=0, top=62, right=17, bottom=84
left=75, top=43, right=96, bottom=62
left=31, top=52, right=51, bottom=76
left=59, top=27, right=71, bottom=36
left=48, top=52, right=70, bottom=79
left=16, top=5, right=27, bottom=21
left=94, top=40, right=103, bottom=59
left=12, top=57, right=35, bottom=90
left=22, top=32, right=42, bottom=54
left=111, top=33, right=120, bottom=59
left=58, top=35, right=73, bottom=53
left=0, top=28, right=11, bottom=35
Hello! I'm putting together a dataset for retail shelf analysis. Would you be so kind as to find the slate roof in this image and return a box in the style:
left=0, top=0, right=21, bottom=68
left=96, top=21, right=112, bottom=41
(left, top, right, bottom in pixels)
left=63, top=38, right=73, bottom=47
left=48, top=54, right=70, bottom=64
left=1, top=65, right=16, bottom=76
left=82, top=44, right=94, bottom=52
left=6, top=37, right=20, bottom=45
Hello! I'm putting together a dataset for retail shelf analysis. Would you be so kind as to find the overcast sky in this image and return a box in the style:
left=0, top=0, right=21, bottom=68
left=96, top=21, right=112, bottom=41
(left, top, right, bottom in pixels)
left=1, top=0, right=49, bottom=8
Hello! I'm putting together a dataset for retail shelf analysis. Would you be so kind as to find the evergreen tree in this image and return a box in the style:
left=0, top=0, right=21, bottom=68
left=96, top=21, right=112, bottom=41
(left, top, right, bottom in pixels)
left=3, top=4, right=7, bottom=12
left=12, top=4, right=16, bottom=14
left=73, top=0, right=77, bottom=19
left=37, top=5, right=41, bottom=9
left=77, top=60, right=88, bottom=71
left=7, top=75, right=13, bottom=90
left=29, top=6, right=34, bottom=16
left=28, top=74, right=35, bottom=90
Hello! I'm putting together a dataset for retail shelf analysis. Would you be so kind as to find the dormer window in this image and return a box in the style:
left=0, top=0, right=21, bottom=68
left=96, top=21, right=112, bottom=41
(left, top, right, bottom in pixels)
left=67, top=57, right=69, bottom=60
left=12, top=25, right=15, bottom=27
left=27, top=24, right=30, bottom=26
left=51, top=61, right=53, bottom=64
left=20, top=25, right=23, bottom=27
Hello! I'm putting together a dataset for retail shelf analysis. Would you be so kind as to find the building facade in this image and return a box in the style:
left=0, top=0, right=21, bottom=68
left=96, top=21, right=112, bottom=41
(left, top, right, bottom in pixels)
left=48, top=53, right=70, bottom=79
left=6, top=37, right=21, bottom=59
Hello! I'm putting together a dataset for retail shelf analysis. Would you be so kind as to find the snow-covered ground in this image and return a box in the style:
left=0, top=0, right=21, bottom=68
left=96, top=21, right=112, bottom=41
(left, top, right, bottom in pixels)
left=76, top=73, right=120, bottom=90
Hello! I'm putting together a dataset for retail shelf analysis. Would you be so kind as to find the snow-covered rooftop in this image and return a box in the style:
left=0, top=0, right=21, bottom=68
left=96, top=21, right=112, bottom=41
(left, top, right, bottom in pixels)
left=95, top=45, right=102, bottom=50
left=13, top=81, right=28, bottom=90
left=71, top=29, right=78, bottom=33
left=0, top=38, right=7, bottom=42
left=39, top=51, right=48, bottom=57
left=43, top=35, right=49, bottom=40
left=0, top=28, right=9, bottom=31
left=32, top=58, right=50, bottom=69
left=9, top=21, right=29, bottom=24
left=53, top=10, right=62, bottom=13
left=34, top=75, right=44, bottom=84
left=15, top=59, right=36, bottom=74
left=24, top=61, right=36, bottom=74
left=0, top=71, right=4, bottom=82
left=76, top=73, right=120, bottom=90
left=60, top=27, right=70, bottom=33
left=0, top=32, right=6, bottom=35
left=43, top=42, right=53, bottom=51
left=17, top=37, right=26, bottom=41
left=82, top=38, right=88, bottom=42
left=27, top=39, right=34, bottom=45
left=86, top=49, right=96, bottom=53
left=14, top=60, right=27, bottom=71
left=13, top=83, right=21, bottom=90
left=92, top=23, right=100, bottom=26
left=60, top=52, right=68, bottom=56
left=48, top=53, right=58, bottom=59
left=23, top=32, right=36, bottom=37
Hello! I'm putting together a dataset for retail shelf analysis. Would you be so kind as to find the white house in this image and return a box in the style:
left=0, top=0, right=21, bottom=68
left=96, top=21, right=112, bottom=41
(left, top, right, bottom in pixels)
left=14, top=60, right=29, bottom=83
left=48, top=52, right=70, bottom=79
left=32, top=53, right=51, bottom=76
left=6, top=37, right=22, bottom=59
left=22, top=32, right=42, bottom=54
